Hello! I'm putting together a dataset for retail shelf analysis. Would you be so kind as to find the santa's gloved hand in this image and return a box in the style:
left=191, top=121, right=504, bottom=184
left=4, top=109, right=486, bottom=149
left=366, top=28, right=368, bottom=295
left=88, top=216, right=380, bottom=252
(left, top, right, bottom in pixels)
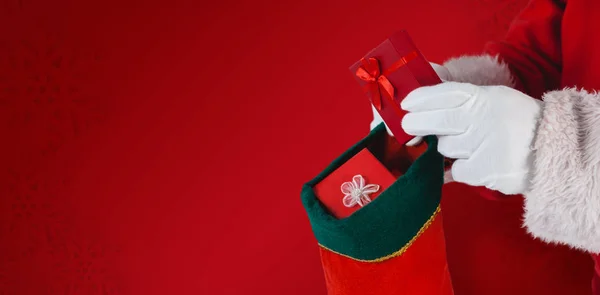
left=370, top=63, right=452, bottom=146
left=400, top=82, right=543, bottom=195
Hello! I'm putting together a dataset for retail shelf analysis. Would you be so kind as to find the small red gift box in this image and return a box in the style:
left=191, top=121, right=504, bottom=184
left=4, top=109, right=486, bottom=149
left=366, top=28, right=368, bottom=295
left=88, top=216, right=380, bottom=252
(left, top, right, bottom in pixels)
left=349, top=30, right=442, bottom=145
left=313, top=148, right=396, bottom=219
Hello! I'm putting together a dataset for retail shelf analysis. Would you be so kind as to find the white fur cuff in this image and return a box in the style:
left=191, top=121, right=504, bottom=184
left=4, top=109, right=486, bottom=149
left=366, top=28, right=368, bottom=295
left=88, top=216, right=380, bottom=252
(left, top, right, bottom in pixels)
left=443, top=55, right=515, bottom=87
left=525, top=88, right=600, bottom=253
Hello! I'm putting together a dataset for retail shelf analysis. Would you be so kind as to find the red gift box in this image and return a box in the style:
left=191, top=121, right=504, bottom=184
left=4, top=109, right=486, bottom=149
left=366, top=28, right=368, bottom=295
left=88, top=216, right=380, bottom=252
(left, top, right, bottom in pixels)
left=313, top=148, right=396, bottom=219
left=350, top=30, right=442, bottom=145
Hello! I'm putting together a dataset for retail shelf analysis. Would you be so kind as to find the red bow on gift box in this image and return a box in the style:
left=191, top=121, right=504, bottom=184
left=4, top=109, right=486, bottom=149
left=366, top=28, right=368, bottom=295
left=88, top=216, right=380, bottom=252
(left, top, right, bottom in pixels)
left=355, top=51, right=418, bottom=111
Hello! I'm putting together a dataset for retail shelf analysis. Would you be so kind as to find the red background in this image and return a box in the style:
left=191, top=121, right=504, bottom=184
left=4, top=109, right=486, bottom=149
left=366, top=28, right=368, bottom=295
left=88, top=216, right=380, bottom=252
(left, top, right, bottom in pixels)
left=0, top=0, right=528, bottom=294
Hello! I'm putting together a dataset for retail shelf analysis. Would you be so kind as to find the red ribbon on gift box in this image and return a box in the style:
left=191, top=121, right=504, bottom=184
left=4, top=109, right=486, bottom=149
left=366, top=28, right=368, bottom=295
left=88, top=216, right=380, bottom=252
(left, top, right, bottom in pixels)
left=355, top=51, right=418, bottom=111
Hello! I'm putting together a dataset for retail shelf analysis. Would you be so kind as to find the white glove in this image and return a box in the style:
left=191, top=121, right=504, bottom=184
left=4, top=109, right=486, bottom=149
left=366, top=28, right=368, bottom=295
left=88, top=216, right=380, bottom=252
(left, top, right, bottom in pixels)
left=400, top=82, right=542, bottom=195
left=370, top=63, right=452, bottom=146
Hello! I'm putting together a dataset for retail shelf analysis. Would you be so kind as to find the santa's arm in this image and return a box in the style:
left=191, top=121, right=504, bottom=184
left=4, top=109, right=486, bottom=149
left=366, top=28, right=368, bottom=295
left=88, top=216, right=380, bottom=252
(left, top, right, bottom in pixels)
left=436, top=0, right=565, bottom=199
left=437, top=0, right=600, bottom=252
left=524, top=89, right=600, bottom=253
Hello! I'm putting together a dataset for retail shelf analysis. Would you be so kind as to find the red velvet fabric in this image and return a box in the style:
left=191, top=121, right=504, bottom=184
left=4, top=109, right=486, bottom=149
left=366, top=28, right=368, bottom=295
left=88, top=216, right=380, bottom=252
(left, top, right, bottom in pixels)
left=442, top=184, right=594, bottom=295
left=484, top=0, right=565, bottom=99
left=593, top=255, right=600, bottom=295
left=319, top=215, right=453, bottom=295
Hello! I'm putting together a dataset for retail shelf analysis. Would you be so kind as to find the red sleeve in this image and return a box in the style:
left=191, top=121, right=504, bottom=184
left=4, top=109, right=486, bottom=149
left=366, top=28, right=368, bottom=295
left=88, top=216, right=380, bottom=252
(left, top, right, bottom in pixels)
left=484, top=0, right=565, bottom=99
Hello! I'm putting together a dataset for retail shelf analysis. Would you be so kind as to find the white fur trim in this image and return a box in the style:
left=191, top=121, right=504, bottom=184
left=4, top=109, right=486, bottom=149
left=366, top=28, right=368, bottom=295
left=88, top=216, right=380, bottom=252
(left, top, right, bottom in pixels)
left=443, top=55, right=515, bottom=87
left=524, top=88, right=600, bottom=254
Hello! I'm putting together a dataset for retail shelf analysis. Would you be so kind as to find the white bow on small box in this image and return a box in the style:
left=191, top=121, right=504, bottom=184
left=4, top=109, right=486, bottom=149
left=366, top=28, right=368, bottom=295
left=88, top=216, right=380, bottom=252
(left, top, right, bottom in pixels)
left=341, top=175, right=380, bottom=208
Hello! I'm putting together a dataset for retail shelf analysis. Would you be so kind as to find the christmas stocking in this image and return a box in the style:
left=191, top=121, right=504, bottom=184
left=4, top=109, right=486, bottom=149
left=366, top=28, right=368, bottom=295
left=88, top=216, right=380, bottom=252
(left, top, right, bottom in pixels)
left=301, top=124, right=454, bottom=295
